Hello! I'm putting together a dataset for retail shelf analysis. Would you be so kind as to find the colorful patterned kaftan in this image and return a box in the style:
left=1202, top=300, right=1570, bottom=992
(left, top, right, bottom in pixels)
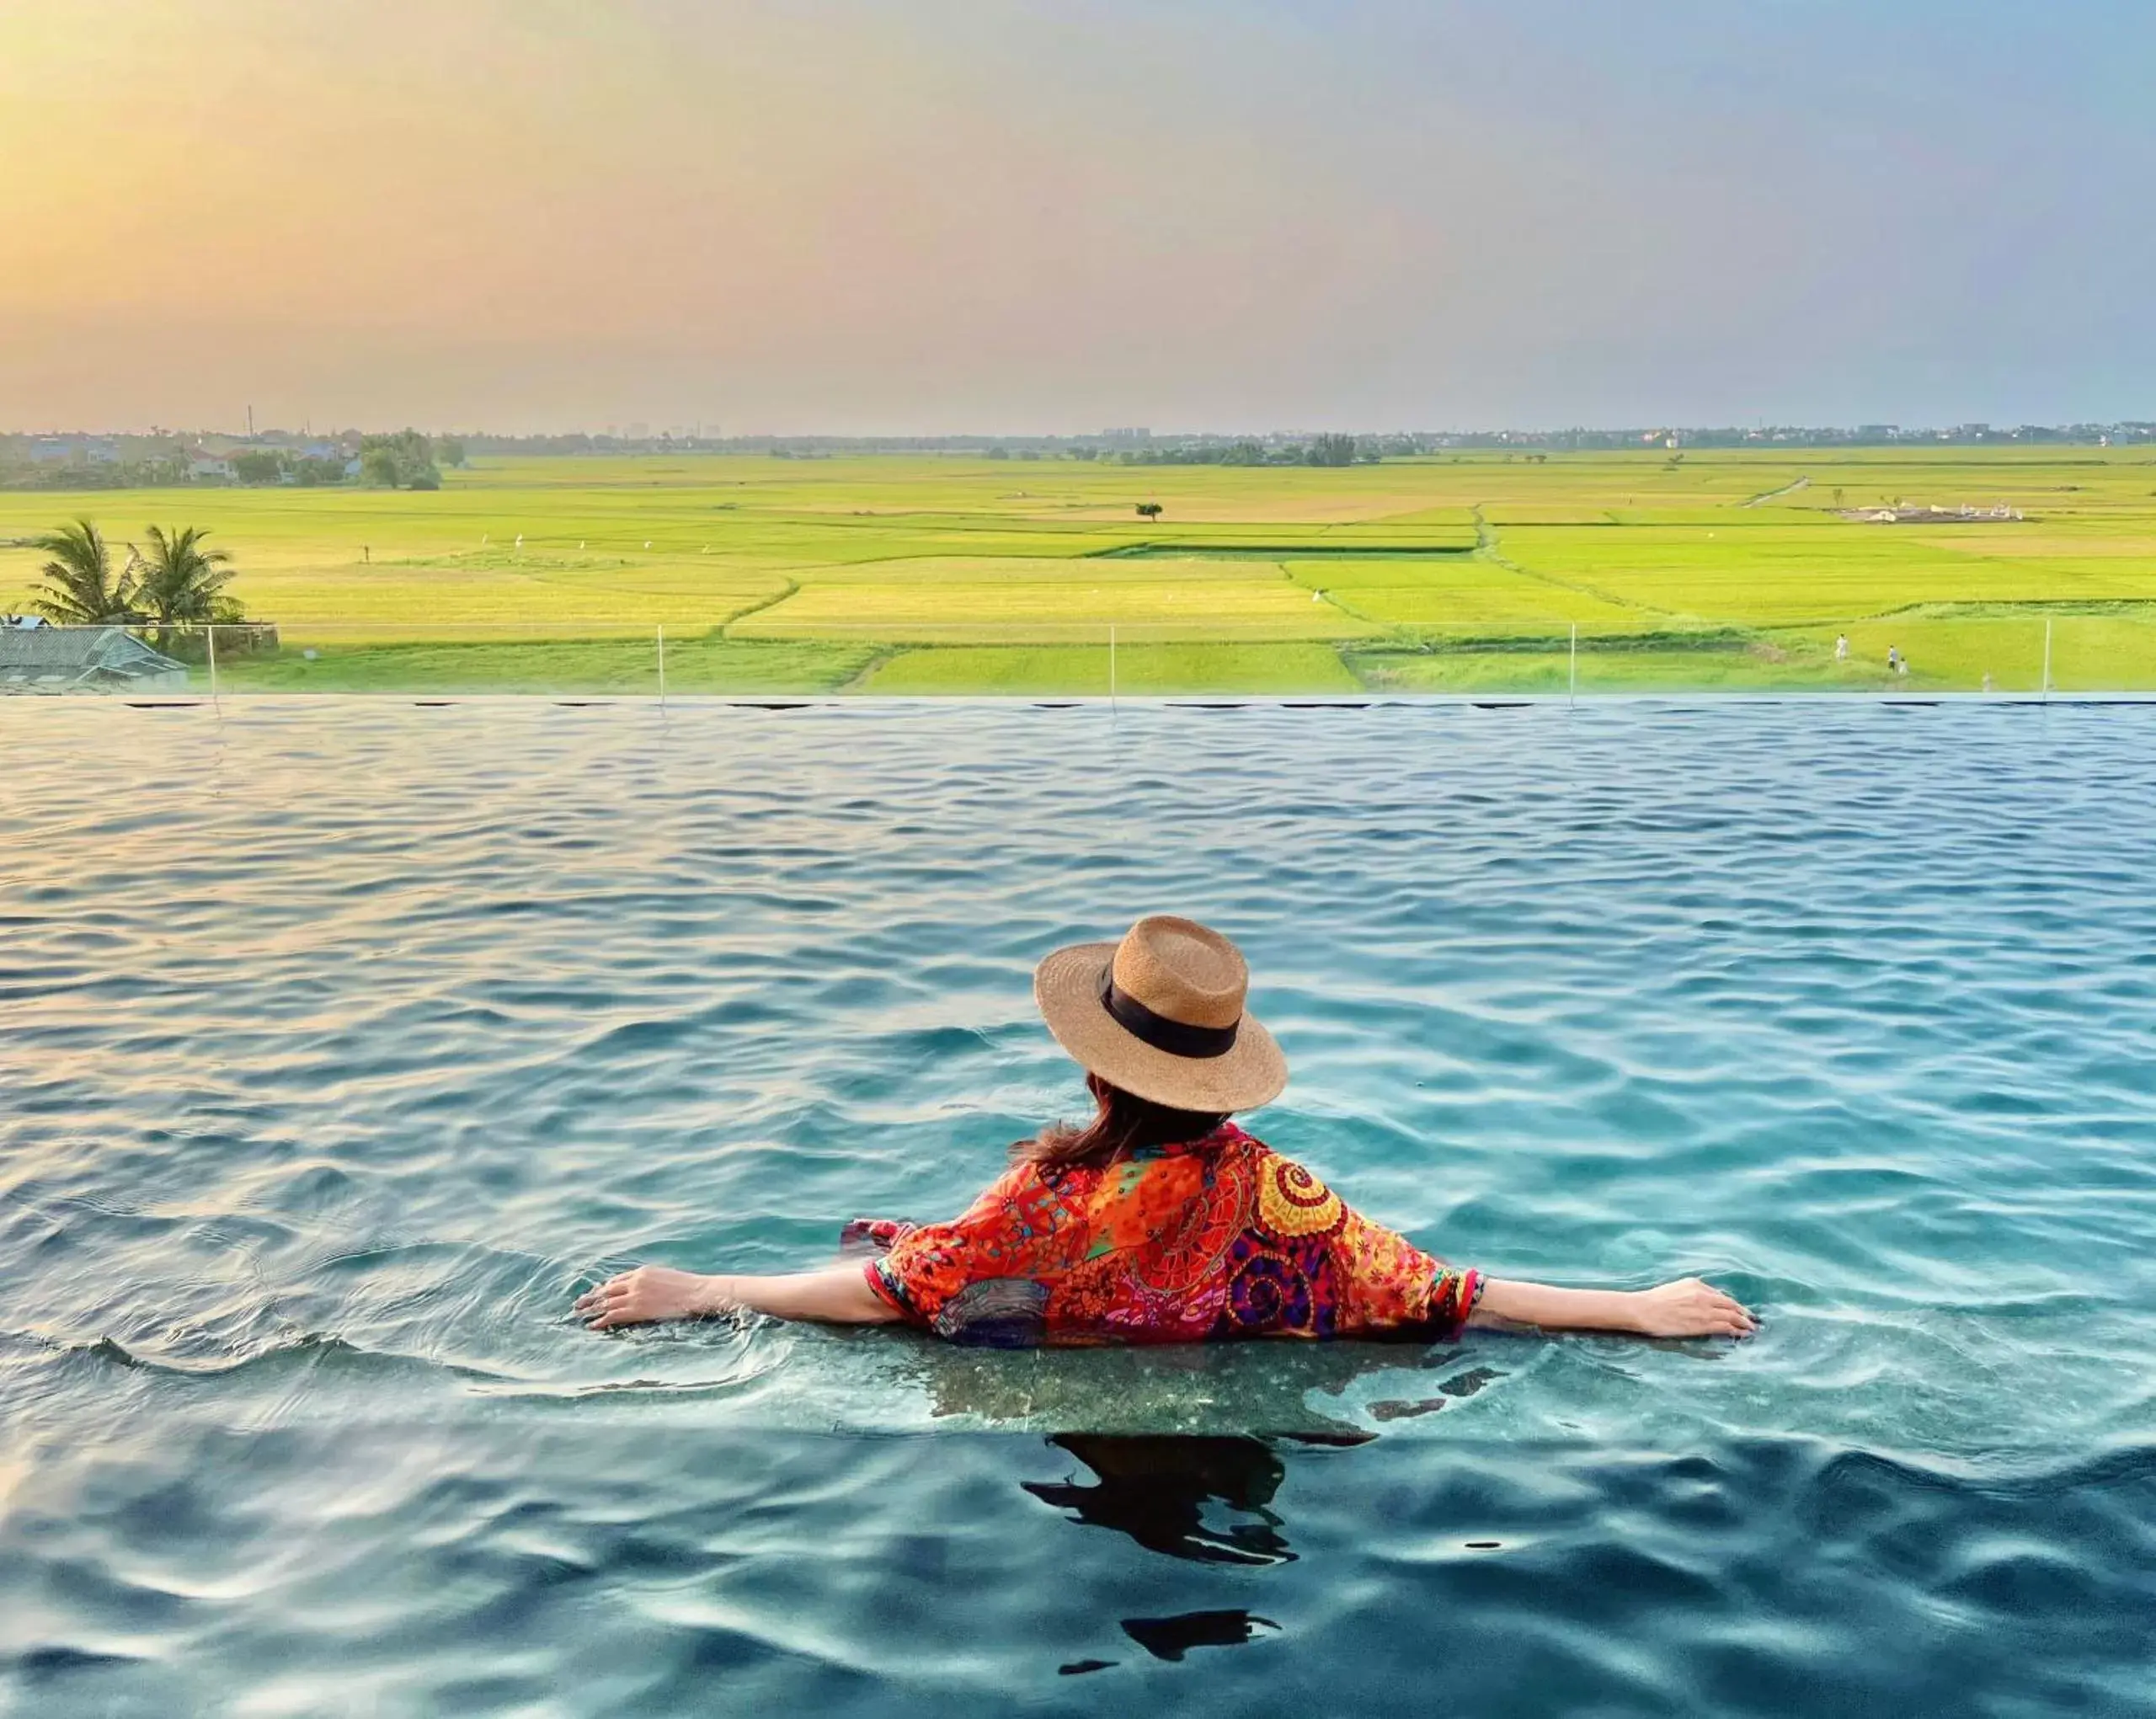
left=851, top=1123, right=1479, bottom=1348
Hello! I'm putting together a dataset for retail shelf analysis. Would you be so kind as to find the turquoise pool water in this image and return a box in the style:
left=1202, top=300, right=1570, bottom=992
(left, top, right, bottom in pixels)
left=3, top=700, right=2153, bottom=1713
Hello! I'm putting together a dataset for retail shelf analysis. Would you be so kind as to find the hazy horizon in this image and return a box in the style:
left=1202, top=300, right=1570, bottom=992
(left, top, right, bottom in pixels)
left=4, top=0, right=2150, bottom=436
left=8, top=419, right=2149, bottom=445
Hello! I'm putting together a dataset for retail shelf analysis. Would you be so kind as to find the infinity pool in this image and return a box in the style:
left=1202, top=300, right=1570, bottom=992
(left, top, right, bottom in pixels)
left=3, top=700, right=2153, bottom=1713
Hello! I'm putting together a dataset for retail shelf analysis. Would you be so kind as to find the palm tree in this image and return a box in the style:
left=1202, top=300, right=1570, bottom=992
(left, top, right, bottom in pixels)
left=134, top=525, right=242, bottom=632
left=29, top=518, right=139, bottom=623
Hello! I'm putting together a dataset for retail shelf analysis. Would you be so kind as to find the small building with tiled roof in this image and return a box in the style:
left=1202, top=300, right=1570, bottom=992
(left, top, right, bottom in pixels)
left=0, top=627, right=189, bottom=693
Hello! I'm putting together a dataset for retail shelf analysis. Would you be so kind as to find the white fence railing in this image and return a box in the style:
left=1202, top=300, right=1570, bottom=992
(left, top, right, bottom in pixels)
left=3, top=614, right=2151, bottom=699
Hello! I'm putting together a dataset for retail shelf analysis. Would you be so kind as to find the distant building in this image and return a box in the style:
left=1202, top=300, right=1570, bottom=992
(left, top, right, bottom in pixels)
left=0, top=627, right=189, bottom=693
left=1102, top=427, right=1153, bottom=446
left=189, top=449, right=234, bottom=480
left=1853, top=502, right=2027, bottom=525
left=28, top=437, right=116, bottom=464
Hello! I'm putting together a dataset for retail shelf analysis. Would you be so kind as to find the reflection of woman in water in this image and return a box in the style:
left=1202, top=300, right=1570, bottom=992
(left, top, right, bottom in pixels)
left=579, top=916, right=1754, bottom=1346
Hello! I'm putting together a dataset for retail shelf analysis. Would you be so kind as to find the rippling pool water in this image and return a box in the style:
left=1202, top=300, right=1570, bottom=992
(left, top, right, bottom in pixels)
left=4, top=699, right=2153, bottom=1714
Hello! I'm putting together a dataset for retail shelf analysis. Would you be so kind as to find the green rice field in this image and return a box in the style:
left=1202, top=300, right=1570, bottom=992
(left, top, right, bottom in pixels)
left=5, top=447, right=2154, bottom=692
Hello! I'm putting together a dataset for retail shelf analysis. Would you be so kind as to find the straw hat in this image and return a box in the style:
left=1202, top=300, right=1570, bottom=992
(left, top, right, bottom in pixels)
left=1033, top=915, right=1287, bottom=1113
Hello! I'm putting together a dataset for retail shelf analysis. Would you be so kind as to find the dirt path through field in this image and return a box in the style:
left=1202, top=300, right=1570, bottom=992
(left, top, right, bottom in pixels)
left=1741, top=475, right=1811, bottom=508
left=1470, top=507, right=1667, bottom=617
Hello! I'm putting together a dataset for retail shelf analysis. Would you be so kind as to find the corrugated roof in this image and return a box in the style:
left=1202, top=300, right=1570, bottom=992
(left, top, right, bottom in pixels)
left=0, top=627, right=185, bottom=675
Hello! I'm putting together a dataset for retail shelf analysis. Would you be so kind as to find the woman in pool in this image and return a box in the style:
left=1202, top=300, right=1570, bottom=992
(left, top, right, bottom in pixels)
left=578, top=916, right=1755, bottom=1346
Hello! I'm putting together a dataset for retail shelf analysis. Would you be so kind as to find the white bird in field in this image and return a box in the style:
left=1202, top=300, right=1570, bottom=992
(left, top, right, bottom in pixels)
left=644, top=540, right=653, bottom=549
left=515, top=534, right=524, bottom=548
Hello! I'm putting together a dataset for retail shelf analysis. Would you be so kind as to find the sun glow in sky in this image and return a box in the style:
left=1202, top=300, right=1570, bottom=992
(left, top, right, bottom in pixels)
left=3, top=0, right=2151, bottom=434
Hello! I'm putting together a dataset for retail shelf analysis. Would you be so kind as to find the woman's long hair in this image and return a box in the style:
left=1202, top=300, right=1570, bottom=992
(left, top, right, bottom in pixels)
left=1013, top=1072, right=1228, bottom=1174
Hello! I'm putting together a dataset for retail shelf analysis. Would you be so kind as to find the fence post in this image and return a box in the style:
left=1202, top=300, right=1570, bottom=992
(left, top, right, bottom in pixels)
left=205, top=623, right=219, bottom=705
left=1109, top=623, right=1117, bottom=712
left=657, top=623, right=666, bottom=707
left=2041, top=616, right=2052, bottom=702
left=1568, top=622, right=1577, bottom=706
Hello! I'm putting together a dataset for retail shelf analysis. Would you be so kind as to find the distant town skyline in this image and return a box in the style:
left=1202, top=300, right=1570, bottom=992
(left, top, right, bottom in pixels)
left=3, top=0, right=2150, bottom=435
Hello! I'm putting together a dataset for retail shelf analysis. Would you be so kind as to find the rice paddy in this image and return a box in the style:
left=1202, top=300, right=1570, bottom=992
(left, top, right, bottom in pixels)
left=4, top=447, right=2153, bottom=692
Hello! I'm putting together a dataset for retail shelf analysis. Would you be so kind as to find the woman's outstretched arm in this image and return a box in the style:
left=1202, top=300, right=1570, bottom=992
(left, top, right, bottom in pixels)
left=576, top=1263, right=901, bottom=1331
left=1470, top=1275, right=1755, bottom=1338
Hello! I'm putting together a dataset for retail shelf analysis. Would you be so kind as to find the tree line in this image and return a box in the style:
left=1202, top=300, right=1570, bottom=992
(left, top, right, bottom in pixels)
left=355, top=430, right=464, bottom=489
left=232, top=451, right=354, bottom=486
left=1, top=431, right=467, bottom=491
left=237, top=430, right=465, bottom=488
left=1110, top=433, right=1373, bottom=467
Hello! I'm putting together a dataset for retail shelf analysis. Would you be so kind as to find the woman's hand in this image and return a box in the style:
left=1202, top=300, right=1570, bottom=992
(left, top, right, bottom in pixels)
left=1625, top=1277, right=1756, bottom=1338
left=574, top=1263, right=899, bottom=1332
left=575, top=1265, right=733, bottom=1330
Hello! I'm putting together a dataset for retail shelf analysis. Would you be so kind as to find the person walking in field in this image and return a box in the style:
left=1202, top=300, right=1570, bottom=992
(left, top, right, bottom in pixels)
left=578, top=916, right=1756, bottom=1348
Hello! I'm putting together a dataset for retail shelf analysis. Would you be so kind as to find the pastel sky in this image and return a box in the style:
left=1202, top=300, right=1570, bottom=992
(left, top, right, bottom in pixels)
left=3, top=0, right=2150, bottom=435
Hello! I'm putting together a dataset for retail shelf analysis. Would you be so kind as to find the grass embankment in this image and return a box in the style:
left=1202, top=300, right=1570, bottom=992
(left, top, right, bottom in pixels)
left=214, top=636, right=876, bottom=695
left=5, top=447, right=2153, bottom=692
left=862, top=642, right=1364, bottom=695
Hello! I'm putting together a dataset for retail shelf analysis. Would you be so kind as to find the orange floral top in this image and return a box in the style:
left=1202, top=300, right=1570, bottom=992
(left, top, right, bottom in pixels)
left=850, top=1123, right=1479, bottom=1348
